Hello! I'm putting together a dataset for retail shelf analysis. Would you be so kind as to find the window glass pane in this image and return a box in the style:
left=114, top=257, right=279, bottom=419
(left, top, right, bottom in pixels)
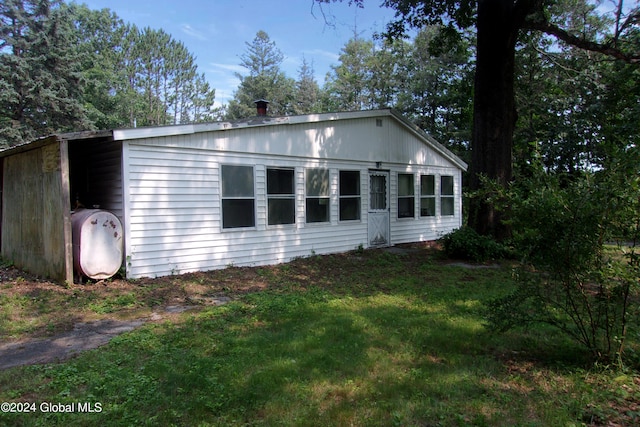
left=398, top=197, right=415, bottom=218
left=267, top=168, right=294, bottom=195
left=306, top=169, right=329, bottom=196
left=339, top=171, right=360, bottom=196
left=340, top=197, right=360, bottom=221
left=441, top=197, right=454, bottom=216
left=222, top=199, right=255, bottom=228
left=306, top=198, right=329, bottom=223
left=369, top=175, right=386, bottom=210
left=441, top=176, right=454, bottom=195
left=222, top=165, right=254, bottom=197
left=420, top=175, right=435, bottom=196
left=398, top=174, right=414, bottom=196
left=268, top=199, right=295, bottom=225
left=420, top=198, right=436, bottom=216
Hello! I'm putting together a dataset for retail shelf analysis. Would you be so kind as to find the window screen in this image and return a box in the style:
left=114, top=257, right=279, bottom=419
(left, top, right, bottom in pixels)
left=221, top=165, right=255, bottom=228
left=440, top=175, right=454, bottom=216
left=267, top=168, right=295, bottom=225
left=397, top=173, right=415, bottom=218
left=339, top=171, right=360, bottom=221
left=420, top=175, right=436, bottom=217
left=305, top=168, right=329, bottom=223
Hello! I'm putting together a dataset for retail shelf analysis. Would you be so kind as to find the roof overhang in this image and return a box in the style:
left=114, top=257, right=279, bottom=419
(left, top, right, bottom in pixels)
left=1, top=110, right=467, bottom=171
left=112, top=109, right=468, bottom=171
left=0, top=130, right=113, bottom=159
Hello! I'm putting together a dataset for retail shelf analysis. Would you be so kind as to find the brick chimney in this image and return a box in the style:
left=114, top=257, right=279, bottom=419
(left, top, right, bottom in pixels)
left=254, top=99, right=269, bottom=116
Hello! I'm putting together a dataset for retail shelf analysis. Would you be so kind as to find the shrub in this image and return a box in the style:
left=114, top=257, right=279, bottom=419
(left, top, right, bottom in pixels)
left=439, top=226, right=510, bottom=262
left=483, top=154, right=640, bottom=365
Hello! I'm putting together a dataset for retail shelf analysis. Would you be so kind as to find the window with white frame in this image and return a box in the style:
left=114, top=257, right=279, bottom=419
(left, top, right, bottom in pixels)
left=397, top=173, right=415, bottom=218
left=267, top=168, right=295, bottom=225
left=305, top=168, right=330, bottom=223
left=420, top=175, right=436, bottom=217
left=221, top=165, right=255, bottom=229
left=440, top=175, right=455, bottom=216
left=339, top=170, right=360, bottom=221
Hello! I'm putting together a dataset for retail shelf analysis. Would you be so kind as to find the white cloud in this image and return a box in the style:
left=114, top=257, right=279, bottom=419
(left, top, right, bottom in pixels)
left=181, top=24, right=208, bottom=41
left=302, top=48, right=340, bottom=62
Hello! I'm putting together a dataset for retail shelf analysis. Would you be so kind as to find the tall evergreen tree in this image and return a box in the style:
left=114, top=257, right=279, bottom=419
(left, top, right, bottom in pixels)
left=67, top=3, right=126, bottom=130
left=226, top=30, right=296, bottom=119
left=323, top=37, right=375, bottom=111
left=396, top=26, right=474, bottom=156
left=69, top=5, right=218, bottom=129
left=0, top=0, right=89, bottom=147
left=293, top=56, right=321, bottom=114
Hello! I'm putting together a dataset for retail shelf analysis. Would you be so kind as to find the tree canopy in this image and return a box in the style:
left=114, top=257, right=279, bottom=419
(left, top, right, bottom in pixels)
left=226, top=30, right=296, bottom=119
left=0, top=0, right=90, bottom=145
left=0, top=1, right=219, bottom=148
left=317, top=0, right=640, bottom=238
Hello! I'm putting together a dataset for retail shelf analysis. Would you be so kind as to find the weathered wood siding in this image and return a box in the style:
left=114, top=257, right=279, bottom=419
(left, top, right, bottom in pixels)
left=1, top=141, right=73, bottom=283
left=121, top=114, right=463, bottom=279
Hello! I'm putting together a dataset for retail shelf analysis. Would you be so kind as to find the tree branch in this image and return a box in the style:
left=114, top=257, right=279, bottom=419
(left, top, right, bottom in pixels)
left=524, top=19, right=640, bottom=64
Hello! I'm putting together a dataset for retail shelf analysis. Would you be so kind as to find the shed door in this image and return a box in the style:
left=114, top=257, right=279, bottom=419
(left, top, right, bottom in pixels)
left=368, top=171, right=390, bottom=247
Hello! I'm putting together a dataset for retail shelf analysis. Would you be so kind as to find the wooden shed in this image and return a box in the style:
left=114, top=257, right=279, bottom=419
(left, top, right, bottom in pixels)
left=0, top=109, right=467, bottom=283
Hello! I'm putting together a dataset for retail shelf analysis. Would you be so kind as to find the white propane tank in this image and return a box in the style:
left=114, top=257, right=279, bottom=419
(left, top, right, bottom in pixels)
left=71, top=209, right=123, bottom=280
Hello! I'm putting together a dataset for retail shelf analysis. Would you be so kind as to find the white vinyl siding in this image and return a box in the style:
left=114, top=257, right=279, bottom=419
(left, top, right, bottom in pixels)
left=389, top=167, right=463, bottom=245
left=121, top=110, right=465, bottom=279
left=125, top=145, right=373, bottom=278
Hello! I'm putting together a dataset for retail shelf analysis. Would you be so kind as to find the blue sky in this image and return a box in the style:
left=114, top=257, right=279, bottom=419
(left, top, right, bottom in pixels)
left=72, top=0, right=399, bottom=106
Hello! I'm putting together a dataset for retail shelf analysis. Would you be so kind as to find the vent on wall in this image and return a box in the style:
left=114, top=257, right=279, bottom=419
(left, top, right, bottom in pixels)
left=376, top=119, right=383, bottom=127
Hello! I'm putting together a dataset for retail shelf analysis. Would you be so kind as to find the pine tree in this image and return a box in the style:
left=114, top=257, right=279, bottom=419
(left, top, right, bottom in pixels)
left=69, top=5, right=218, bottom=129
left=323, top=37, right=375, bottom=111
left=226, top=31, right=295, bottom=119
left=0, top=0, right=89, bottom=147
left=293, top=57, right=321, bottom=114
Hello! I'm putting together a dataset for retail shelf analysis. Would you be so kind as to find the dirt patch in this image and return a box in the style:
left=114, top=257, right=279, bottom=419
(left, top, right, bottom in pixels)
left=0, top=298, right=232, bottom=370
left=0, top=318, right=146, bottom=370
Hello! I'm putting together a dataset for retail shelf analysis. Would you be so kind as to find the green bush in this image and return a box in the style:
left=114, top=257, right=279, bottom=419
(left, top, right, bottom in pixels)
left=483, top=152, right=640, bottom=365
left=439, top=226, right=510, bottom=262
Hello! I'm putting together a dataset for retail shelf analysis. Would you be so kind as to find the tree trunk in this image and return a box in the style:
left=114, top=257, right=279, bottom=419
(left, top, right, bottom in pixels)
left=468, top=0, right=522, bottom=240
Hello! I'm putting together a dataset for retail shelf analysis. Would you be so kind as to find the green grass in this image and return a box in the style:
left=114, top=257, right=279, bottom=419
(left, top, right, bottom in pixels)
left=1, top=248, right=639, bottom=426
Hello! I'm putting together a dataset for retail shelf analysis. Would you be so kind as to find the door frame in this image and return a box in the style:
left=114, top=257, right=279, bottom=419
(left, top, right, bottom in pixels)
left=367, top=170, right=390, bottom=247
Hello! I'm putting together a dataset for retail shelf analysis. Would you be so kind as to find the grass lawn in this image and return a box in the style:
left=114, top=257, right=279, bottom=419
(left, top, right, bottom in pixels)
left=1, top=245, right=639, bottom=426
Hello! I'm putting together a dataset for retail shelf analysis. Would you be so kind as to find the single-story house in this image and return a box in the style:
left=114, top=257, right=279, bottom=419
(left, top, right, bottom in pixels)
left=0, top=108, right=467, bottom=283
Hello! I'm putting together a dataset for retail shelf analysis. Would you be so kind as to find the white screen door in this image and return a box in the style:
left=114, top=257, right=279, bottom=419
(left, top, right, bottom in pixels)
left=368, top=171, right=390, bottom=247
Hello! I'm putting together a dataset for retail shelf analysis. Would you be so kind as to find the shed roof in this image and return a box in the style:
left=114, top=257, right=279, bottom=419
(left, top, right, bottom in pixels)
left=0, top=109, right=467, bottom=170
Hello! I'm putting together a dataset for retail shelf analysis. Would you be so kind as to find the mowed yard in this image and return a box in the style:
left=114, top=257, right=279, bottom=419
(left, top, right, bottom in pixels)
left=1, top=244, right=639, bottom=426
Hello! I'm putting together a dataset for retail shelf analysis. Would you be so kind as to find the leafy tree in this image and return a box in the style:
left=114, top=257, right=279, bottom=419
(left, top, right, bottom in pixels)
left=323, top=37, right=376, bottom=111
left=0, top=0, right=90, bottom=147
left=69, top=5, right=218, bottom=129
left=226, top=30, right=296, bottom=119
left=367, top=37, right=407, bottom=108
left=293, top=56, right=321, bottom=114
left=395, top=26, right=474, bottom=157
left=67, top=3, right=128, bottom=130
left=316, top=0, right=640, bottom=239
left=513, top=25, right=640, bottom=179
